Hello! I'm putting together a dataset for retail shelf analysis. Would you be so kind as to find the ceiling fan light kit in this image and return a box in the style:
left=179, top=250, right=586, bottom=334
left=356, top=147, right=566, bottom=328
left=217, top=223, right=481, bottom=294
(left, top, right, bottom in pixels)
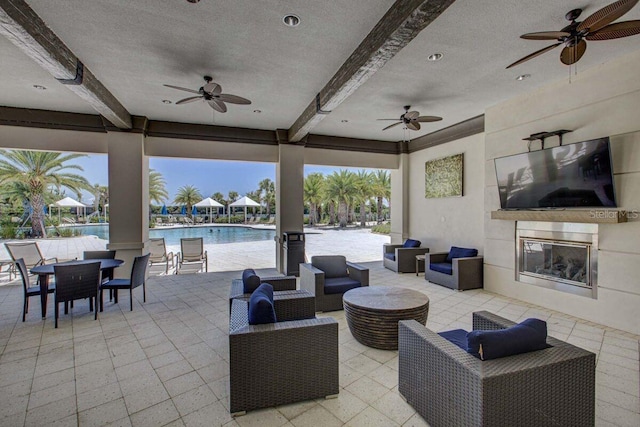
left=163, top=75, right=252, bottom=113
left=506, top=0, right=640, bottom=68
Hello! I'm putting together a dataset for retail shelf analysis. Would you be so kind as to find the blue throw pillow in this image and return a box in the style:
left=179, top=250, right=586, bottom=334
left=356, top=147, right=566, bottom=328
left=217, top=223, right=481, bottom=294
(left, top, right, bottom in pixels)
left=446, top=246, right=478, bottom=262
left=248, top=283, right=276, bottom=325
left=242, top=268, right=261, bottom=293
left=403, top=239, right=421, bottom=248
left=467, top=318, right=548, bottom=360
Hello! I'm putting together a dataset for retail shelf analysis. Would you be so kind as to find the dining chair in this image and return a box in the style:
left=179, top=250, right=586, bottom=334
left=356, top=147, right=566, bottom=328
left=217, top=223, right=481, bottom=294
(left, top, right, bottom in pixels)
left=53, top=262, right=101, bottom=328
left=15, top=258, right=55, bottom=322
left=176, top=238, right=207, bottom=274
left=5, top=241, right=58, bottom=282
left=148, top=238, right=175, bottom=274
left=100, top=253, right=150, bottom=311
left=84, top=250, right=116, bottom=282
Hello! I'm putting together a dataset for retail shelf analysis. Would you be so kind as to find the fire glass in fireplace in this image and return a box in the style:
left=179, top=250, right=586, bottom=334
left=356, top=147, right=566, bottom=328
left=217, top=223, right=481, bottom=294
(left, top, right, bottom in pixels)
left=521, top=239, right=590, bottom=287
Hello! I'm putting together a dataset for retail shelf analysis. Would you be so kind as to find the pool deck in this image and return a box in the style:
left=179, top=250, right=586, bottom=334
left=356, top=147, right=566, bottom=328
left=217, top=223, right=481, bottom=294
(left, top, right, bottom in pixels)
left=0, top=226, right=390, bottom=282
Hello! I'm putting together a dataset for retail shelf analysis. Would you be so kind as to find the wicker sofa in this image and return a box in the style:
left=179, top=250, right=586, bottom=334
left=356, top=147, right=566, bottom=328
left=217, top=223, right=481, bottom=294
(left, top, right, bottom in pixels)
left=398, top=311, right=596, bottom=427
left=229, top=294, right=339, bottom=414
left=382, top=241, right=429, bottom=273
left=299, top=255, right=369, bottom=312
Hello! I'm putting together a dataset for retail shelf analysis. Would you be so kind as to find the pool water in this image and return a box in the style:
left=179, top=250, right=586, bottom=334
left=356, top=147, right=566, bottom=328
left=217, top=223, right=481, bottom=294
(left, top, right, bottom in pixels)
left=63, top=224, right=275, bottom=246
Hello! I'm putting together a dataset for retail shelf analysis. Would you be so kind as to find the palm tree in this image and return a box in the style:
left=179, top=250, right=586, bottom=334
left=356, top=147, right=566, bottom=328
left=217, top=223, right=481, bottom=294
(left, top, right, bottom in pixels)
left=354, top=170, right=373, bottom=227
left=325, top=170, right=357, bottom=228
left=0, top=150, right=91, bottom=237
left=258, top=178, right=275, bottom=215
left=304, top=173, right=325, bottom=226
left=149, top=169, right=168, bottom=205
left=211, top=192, right=225, bottom=204
left=92, top=183, right=109, bottom=219
left=227, top=191, right=239, bottom=217
left=372, top=169, right=391, bottom=223
left=173, top=185, right=202, bottom=219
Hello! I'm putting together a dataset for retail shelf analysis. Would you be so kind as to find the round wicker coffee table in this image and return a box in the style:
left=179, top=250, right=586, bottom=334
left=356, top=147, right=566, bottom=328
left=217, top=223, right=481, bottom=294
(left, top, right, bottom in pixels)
left=343, top=286, right=429, bottom=350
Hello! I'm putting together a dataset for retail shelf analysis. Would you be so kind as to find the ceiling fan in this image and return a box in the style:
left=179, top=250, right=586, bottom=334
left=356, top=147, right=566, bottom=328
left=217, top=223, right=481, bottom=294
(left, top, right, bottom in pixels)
left=163, top=75, right=251, bottom=113
left=506, top=0, right=640, bottom=69
left=378, top=105, right=442, bottom=131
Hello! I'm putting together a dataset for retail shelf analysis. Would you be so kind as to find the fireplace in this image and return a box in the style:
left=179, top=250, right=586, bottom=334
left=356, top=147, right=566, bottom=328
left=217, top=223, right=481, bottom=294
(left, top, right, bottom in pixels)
left=516, top=221, right=598, bottom=298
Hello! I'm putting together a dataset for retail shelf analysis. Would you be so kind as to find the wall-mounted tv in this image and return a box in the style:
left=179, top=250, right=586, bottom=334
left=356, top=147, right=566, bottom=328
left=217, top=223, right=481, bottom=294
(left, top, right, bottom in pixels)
left=494, top=137, right=617, bottom=209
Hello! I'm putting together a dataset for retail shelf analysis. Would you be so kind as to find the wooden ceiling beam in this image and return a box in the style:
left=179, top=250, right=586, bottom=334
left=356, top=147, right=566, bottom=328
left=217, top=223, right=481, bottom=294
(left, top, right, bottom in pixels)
left=287, top=0, right=456, bottom=142
left=0, top=0, right=132, bottom=129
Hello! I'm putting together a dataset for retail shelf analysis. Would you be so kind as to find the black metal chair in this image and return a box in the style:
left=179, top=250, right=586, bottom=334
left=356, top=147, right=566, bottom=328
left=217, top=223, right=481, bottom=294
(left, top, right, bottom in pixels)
left=100, top=253, right=150, bottom=311
left=53, top=262, right=101, bottom=328
left=15, top=257, right=55, bottom=322
left=83, top=250, right=116, bottom=282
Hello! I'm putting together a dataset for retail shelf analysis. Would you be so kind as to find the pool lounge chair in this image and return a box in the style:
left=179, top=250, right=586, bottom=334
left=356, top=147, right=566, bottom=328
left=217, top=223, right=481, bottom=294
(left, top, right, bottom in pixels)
left=148, top=238, right=175, bottom=274
left=176, top=238, right=207, bottom=274
left=5, top=241, right=58, bottom=281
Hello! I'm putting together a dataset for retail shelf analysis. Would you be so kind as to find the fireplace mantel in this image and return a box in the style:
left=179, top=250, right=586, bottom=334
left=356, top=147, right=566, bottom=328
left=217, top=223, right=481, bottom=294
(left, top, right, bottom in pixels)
left=491, top=209, right=628, bottom=224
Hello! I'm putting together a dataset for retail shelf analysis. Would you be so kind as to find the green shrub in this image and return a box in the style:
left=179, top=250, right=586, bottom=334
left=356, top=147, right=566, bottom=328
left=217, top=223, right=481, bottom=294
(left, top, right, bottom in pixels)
left=0, top=222, right=18, bottom=239
left=371, top=223, right=390, bottom=234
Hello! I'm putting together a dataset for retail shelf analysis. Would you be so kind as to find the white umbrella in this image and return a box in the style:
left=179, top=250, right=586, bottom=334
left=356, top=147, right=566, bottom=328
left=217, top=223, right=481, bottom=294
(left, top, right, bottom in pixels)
left=229, top=196, right=260, bottom=223
left=194, top=197, right=224, bottom=223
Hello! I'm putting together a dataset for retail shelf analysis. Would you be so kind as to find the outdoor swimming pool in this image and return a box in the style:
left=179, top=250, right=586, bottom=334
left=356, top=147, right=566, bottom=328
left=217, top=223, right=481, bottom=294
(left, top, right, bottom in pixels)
left=65, top=224, right=275, bottom=245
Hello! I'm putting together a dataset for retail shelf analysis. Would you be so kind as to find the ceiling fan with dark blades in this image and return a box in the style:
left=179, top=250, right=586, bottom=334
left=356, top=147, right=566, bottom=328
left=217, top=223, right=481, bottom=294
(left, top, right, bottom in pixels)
left=507, top=0, right=640, bottom=68
left=378, top=105, right=442, bottom=131
left=163, top=76, right=251, bottom=113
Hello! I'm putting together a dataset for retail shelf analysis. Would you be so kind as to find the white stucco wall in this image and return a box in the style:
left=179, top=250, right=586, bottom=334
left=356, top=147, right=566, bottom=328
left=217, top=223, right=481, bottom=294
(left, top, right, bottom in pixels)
left=484, top=50, right=640, bottom=335
left=408, top=133, right=485, bottom=253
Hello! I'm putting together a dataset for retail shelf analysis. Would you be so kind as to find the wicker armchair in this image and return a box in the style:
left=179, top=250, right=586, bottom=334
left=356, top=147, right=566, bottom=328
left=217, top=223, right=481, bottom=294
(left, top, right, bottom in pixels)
left=398, top=311, right=596, bottom=427
left=383, top=242, right=429, bottom=273
left=425, top=250, right=483, bottom=291
left=229, top=294, right=339, bottom=415
left=229, top=274, right=297, bottom=311
left=299, top=255, right=369, bottom=312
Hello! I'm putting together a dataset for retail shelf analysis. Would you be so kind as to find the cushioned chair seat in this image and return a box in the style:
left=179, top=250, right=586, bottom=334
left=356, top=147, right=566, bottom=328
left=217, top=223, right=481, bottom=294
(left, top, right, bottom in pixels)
left=100, top=278, right=130, bottom=288
left=383, top=253, right=395, bottom=261
left=324, top=277, right=362, bottom=295
left=430, top=262, right=453, bottom=275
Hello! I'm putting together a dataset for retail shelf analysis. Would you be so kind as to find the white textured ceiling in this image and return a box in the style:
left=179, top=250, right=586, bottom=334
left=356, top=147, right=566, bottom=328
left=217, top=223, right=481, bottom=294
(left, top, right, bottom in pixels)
left=1, top=0, right=639, bottom=142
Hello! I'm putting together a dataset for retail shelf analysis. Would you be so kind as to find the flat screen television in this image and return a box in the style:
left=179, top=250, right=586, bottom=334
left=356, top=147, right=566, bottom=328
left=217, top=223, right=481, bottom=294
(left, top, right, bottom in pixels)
left=494, top=137, right=617, bottom=209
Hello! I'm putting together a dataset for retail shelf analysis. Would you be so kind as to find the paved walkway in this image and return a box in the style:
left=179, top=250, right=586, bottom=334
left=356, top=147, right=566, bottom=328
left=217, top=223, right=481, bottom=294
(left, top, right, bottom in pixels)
left=0, top=228, right=390, bottom=282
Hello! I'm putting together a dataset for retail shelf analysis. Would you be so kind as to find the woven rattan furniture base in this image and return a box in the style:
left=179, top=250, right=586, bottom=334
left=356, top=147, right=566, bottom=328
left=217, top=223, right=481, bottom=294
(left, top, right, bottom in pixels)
left=343, top=286, right=429, bottom=350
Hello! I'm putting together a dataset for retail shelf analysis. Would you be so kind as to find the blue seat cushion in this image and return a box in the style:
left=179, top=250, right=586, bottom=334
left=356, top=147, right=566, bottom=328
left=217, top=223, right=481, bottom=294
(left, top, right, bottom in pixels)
left=430, top=262, right=453, bottom=275
left=403, top=239, right=421, bottom=248
left=324, top=277, right=361, bottom=295
left=446, top=246, right=478, bottom=262
left=384, top=253, right=396, bottom=261
left=242, top=268, right=261, bottom=293
left=438, top=329, right=468, bottom=351
left=467, top=318, right=549, bottom=360
left=248, top=283, right=276, bottom=325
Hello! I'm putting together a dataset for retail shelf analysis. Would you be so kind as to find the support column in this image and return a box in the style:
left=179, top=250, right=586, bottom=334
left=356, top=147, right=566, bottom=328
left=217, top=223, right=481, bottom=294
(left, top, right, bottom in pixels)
left=275, top=143, right=305, bottom=273
left=107, top=131, right=149, bottom=277
left=390, top=152, right=409, bottom=244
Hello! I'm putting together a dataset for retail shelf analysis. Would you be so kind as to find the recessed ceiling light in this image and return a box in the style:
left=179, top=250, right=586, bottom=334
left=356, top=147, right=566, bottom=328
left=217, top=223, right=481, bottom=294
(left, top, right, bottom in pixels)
left=33, top=85, right=47, bottom=90
left=253, top=109, right=262, bottom=113
left=282, top=14, right=300, bottom=27
left=162, top=99, right=172, bottom=104
left=516, top=74, right=531, bottom=81
left=427, top=53, right=443, bottom=61
left=186, top=0, right=200, bottom=3
left=341, top=119, right=349, bottom=123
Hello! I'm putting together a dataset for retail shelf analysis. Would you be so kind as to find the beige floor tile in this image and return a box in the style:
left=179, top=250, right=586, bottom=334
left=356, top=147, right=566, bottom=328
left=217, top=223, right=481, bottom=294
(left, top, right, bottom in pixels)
left=234, top=407, right=288, bottom=427
left=371, top=390, right=416, bottom=425
left=123, top=384, right=170, bottom=415
left=25, top=395, right=76, bottom=426
left=130, top=399, right=180, bottom=427
left=78, top=398, right=129, bottom=427
left=164, top=371, right=206, bottom=398
left=275, top=400, right=318, bottom=421
left=77, top=381, right=123, bottom=412
left=345, top=406, right=399, bottom=427
left=367, top=364, right=399, bottom=389
left=27, top=379, right=76, bottom=410
left=172, top=384, right=218, bottom=417
left=345, top=376, right=390, bottom=405
left=403, top=412, right=430, bottom=427
left=182, top=401, right=233, bottom=427
left=290, top=404, right=342, bottom=427
left=318, top=389, right=368, bottom=423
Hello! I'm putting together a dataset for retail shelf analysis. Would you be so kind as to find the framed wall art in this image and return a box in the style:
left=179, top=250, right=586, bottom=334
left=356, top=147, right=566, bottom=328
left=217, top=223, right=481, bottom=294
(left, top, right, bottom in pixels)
left=425, top=153, right=463, bottom=198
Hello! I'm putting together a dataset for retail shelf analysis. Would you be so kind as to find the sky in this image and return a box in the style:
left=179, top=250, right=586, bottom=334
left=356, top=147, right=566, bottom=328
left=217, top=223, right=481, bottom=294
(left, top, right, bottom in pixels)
left=73, top=154, right=375, bottom=205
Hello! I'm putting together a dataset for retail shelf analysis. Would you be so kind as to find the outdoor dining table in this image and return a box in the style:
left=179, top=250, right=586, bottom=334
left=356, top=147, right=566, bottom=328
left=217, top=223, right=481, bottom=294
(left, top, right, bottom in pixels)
left=31, top=259, right=124, bottom=319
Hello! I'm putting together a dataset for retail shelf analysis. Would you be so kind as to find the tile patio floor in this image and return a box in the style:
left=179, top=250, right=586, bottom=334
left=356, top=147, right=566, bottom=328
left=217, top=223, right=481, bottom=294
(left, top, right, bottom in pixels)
left=0, top=233, right=638, bottom=426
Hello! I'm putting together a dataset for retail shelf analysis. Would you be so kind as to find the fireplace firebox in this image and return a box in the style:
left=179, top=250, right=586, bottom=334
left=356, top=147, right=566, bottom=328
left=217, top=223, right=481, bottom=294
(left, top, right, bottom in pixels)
left=516, top=221, right=598, bottom=298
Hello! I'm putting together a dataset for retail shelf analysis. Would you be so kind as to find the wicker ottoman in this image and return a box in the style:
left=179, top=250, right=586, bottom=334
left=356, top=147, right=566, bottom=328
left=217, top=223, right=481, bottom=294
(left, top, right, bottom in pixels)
left=343, top=286, right=429, bottom=350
